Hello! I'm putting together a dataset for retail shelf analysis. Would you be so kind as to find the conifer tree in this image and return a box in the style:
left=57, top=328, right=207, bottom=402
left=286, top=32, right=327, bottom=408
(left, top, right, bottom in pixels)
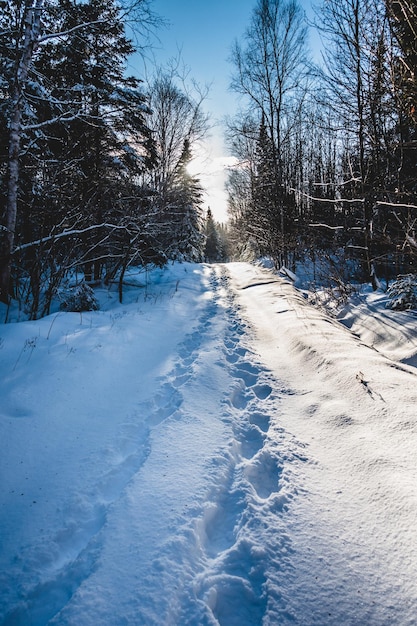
left=163, top=138, right=205, bottom=261
left=251, top=115, right=280, bottom=257
left=0, top=0, right=156, bottom=310
left=30, top=0, right=156, bottom=280
left=147, top=69, right=209, bottom=262
left=204, top=207, right=220, bottom=262
left=230, top=0, right=309, bottom=266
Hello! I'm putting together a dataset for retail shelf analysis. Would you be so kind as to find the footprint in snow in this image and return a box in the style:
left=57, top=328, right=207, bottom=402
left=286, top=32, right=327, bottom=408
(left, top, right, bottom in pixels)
left=239, top=425, right=265, bottom=460
left=231, top=361, right=263, bottom=386
left=234, top=361, right=261, bottom=375
left=225, top=351, right=240, bottom=364
left=224, top=338, right=239, bottom=350
left=172, top=372, right=191, bottom=388
left=148, top=383, right=182, bottom=425
left=200, top=488, right=245, bottom=558
left=245, top=450, right=281, bottom=500
left=253, top=384, right=272, bottom=400
left=230, top=383, right=249, bottom=410
left=203, top=540, right=267, bottom=626
left=228, top=322, right=245, bottom=335
left=249, top=412, right=271, bottom=432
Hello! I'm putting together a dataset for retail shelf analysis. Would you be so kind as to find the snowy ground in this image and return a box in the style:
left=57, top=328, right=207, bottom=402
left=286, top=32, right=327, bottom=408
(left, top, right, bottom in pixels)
left=1, top=261, right=417, bottom=625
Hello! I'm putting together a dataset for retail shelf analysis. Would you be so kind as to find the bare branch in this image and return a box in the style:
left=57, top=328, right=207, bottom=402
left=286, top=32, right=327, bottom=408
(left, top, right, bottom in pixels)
left=376, top=201, right=417, bottom=211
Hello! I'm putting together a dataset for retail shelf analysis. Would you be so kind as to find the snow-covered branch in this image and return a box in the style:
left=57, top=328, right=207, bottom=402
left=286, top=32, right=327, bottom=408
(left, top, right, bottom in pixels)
left=38, top=20, right=107, bottom=43
left=15, top=223, right=131, bottom=253
left=346, top=245, right=369, bottom=251
left=308, top=223, right=345, bottom=230
left=376, top=201, right=417, bottom=211
left=22, top=107, right=128, bottom=131
left=406, top=234, right=417, bottom=251
left=310, top=176, right=362, bottom=188
left=289, top=188, right=365, bottom=204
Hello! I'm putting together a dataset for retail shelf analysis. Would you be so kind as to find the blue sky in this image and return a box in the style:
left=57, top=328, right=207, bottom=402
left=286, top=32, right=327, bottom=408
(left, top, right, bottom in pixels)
left=132, top=0, right=317, bottom=221
left=147, top=0, right=256, bottom=121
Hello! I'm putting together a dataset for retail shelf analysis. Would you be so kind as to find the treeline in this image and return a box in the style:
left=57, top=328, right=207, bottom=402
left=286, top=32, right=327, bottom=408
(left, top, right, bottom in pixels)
left=0, top=0, right=210, bottom=318
left=226, top=0, right=417, bottom=286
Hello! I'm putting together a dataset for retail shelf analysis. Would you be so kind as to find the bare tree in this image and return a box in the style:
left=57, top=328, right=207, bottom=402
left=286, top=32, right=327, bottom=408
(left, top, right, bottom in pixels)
left=386, top=0, right=417, bottom=124
left=147, top=66, right=209, bottom=191
left=145, top=66, right=210, bottom=259
left=314, top=0, right=398, bottom=282
left=225, top=116, right=258, bottom=257
left=229, top=0, right=309, bottom=265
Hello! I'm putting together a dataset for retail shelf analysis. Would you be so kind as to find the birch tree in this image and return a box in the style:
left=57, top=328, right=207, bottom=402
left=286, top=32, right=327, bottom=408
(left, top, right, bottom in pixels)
left=0, top=0, right=43, bottom=302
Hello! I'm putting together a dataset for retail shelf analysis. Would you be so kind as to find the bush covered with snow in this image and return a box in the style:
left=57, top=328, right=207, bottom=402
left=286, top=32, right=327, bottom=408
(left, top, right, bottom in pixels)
left=386, top=274, right=417, bottom=311
left=60, top=282, right=99, bottom=312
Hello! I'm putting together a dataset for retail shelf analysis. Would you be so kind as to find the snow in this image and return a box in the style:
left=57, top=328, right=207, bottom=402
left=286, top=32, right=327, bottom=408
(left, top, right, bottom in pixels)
left=1, top=261, right=417, bottom=625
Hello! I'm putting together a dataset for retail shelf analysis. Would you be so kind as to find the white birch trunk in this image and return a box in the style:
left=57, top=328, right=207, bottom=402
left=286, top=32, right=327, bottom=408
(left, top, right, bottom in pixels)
left=0, top=0, right=44, bottom=303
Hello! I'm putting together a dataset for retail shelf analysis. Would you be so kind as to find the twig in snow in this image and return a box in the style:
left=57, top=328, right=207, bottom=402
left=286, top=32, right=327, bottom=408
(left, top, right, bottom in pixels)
left=356, top=371, right=385, bottom=402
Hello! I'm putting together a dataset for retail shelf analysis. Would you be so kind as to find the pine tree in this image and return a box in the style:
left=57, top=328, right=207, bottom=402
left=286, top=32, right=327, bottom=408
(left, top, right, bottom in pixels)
left=31, top=0, right=156, bottom=281
left=163, top=139, right=205, bottom=261
left=0, top=0, right=157, bottom=311
left=204, top=208, right=220, bottom=262
left=251, top=115, right=278, bottom=257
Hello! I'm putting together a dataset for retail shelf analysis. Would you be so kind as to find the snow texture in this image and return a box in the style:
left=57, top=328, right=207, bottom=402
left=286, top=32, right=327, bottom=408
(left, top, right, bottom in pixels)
left=1, top=262, right=417, bottom=625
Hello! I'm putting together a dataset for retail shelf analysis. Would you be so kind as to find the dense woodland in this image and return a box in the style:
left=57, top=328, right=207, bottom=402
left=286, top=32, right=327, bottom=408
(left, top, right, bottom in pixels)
left=0, top=0, right=416, bottom=319
left=227, top=0, right=417, bottom=286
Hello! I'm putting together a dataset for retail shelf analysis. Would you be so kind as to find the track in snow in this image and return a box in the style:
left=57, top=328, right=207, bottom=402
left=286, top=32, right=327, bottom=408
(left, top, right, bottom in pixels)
left=176, top=265, right=309, bottom=625
left=2, top=264, right=308, bottom=626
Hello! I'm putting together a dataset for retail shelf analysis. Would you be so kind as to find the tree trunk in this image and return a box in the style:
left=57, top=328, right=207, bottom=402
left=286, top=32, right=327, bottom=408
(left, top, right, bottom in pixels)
left=0, top=0, right=44, bottom=303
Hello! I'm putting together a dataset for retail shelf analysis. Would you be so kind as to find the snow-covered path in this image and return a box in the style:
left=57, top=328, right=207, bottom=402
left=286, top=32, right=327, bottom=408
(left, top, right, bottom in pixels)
left=1, top=262, right=417, bottom=625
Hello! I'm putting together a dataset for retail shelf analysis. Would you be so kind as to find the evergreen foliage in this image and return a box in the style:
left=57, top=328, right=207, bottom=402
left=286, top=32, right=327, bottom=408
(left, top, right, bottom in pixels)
left=2, top=0, right=417, bottom=317
left=60, top=282, right=99, bottom=312
left=163, top=138, right=205, bottom=262
left=0, top=0, right=208, bottom=317
left=386, top=274, right=417, bottom=310
left=147, top=70, right=208, bottom=263
left=204, top=208, right=221, bottom=262
left=229, top=0, right=308, bottom=267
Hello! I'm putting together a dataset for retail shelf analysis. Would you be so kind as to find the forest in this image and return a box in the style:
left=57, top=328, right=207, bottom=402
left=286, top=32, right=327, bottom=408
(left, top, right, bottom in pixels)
left=1, top=0, right=416, bottom=319
left=226, top=0, right=417, bottom=287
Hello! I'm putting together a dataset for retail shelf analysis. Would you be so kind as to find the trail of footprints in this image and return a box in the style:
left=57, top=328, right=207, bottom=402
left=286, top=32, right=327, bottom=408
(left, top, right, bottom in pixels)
left=195, top=267, right=293, bottom=625
left=91, top=269, right=224, bottom=501
left=219, top=267, right=279, bottom=501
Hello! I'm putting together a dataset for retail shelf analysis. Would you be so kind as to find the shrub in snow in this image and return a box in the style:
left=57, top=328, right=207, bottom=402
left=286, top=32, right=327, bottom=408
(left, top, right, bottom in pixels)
left=386, top=274, right=417, bottom=311
left=60, top=283, right=99, bottom=312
